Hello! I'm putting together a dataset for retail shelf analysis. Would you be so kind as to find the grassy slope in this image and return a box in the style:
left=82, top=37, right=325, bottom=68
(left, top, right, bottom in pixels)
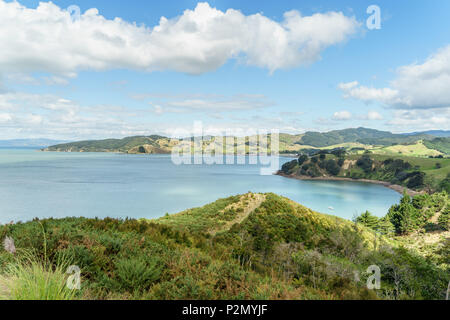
left=347, top=154, right=450, bottom=185
left=1, top=193, right=448, bottom=300
left=373, top=141, right=443, bottom=157
left=423, top=138, right=450, bottom=154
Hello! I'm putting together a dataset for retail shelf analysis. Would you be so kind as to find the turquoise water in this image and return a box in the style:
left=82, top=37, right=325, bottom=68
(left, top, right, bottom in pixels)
left=0, top=149, right=401, bottom=223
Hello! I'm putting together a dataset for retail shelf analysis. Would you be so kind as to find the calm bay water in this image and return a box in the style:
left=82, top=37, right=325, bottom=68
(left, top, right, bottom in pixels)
left=0, top=149, right=401, bottom=223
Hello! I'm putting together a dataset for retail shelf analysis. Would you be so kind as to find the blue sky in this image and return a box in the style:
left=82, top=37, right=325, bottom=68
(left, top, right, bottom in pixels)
left=0, top=0, right=449, bottom=140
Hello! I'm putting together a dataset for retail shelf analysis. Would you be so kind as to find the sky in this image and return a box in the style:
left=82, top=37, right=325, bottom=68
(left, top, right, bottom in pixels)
left=0, top=0, right=449, bottom=140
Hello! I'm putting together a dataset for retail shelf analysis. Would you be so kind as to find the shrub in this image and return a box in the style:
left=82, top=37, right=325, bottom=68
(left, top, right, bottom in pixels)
left=114, top=256, right=162, bottom=292
left=438, top=206, right=449, bottom=230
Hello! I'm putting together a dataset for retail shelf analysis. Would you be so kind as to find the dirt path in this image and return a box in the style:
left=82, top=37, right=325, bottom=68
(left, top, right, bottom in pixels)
left=210, top=193, right=266, bottom=235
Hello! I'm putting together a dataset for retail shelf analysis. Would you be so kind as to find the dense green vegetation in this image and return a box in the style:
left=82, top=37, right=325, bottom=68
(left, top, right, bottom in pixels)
left=280, top=151, right=450, bottom=193
left=355, top=192, right=449, bottom=235
left=354, top=192, right=449, bottom=279
left=1, top=193, right=448, bottom=300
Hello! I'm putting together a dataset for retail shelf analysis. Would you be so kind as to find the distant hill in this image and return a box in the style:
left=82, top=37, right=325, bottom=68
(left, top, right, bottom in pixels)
left=44, top=135, right=174, bottom=153
left=43, top=127, right=439, bottom=154
left=0, top=139, right=68, bottom=148
left=298, top=127, right=432, bottom=147
left=402, top=130, right=450, bottom=137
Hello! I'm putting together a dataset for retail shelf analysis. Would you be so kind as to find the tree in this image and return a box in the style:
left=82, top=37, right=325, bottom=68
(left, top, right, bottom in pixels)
left=356, top=155, right=373, bottom=173
left=138, top=146, right=146, bottom=153
left=325, top=159, right=340, bottom=175
left=298, top=155, right=308, bottom=165
left=387, top=192, right=417, bottom=234
left=377, top=217, right=395, bottom=235
left=354, top=211, right=379, bottom=230
left=281, top=160, right=298, bottom=174
left=406, top=171, right=424, bottom=189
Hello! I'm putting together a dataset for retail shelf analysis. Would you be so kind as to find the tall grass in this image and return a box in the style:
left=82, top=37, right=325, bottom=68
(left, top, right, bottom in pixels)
left=0, top=222, right=79, bottom=300
left=0, top=251, right=78, bottom=300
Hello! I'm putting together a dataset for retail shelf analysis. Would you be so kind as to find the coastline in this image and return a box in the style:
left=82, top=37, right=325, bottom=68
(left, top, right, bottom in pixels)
left=276, top=171, right=423, bottom=197
left=41, top=149, right=299, bottom=157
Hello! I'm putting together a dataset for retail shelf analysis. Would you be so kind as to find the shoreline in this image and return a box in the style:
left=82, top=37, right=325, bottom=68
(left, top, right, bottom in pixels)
left=276, top=171, right=423, bottom=196
left=40, top=149, right=299, bottom=157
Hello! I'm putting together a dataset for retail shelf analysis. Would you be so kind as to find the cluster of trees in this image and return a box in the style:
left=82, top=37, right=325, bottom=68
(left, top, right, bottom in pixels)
left=354, top=211, right=394, bottom=235
left=283, top=152, right=445, bottom=193
left=353, top=157, right=425, bottom=190
left=281, top=149, right=346, bottom=177
left=355, top=192, right=449, bottom=235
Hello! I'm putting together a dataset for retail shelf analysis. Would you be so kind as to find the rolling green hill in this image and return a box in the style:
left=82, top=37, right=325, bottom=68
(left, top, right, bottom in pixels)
left=0, top=193, right=448, bottom=300
left=298, top=127, right=433, bottom=148
left=423, top=137, right=450, bottom=155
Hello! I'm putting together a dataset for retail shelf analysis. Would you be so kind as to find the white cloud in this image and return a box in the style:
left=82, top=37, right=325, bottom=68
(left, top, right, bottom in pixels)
left=337, top=81, right=358, bottom=90
left=0, top=113, right=12, bottom=123
left=6, top=73, right=40, bottom=85
left=0, top=87, right=307, bottom=139
left=364, top=111, right=383, bottom=120
left=339, top=45, right=450, bottom=109
left=387, top=108, right=450, bottom=131
left=332, top=110, right=352, bottom=120
left=145, top=93, right=273, bottom=114
left=0, top=1, right=359, bottom=76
